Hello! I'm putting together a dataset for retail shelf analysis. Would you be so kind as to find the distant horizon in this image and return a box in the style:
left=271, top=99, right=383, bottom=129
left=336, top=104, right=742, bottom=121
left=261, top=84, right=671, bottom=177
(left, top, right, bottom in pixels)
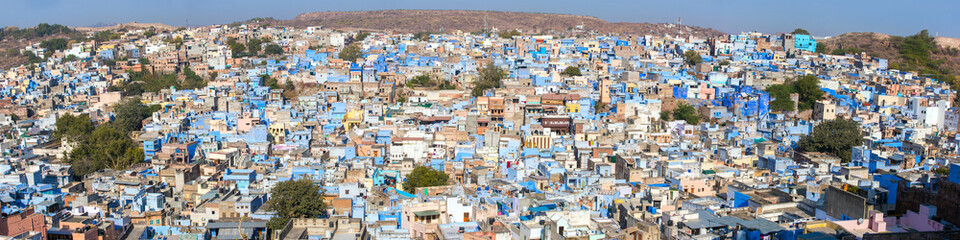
left=3, top=0, right=958, bottom=38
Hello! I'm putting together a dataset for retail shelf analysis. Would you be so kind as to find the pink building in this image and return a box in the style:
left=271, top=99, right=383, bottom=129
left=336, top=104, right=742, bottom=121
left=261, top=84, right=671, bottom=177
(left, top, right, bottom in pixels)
left=885, top=204, right=945, bottom=232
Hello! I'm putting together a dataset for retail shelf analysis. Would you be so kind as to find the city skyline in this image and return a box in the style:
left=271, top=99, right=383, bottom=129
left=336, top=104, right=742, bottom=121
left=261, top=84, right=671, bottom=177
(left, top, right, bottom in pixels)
left=3, top=0, right=959, bottom=38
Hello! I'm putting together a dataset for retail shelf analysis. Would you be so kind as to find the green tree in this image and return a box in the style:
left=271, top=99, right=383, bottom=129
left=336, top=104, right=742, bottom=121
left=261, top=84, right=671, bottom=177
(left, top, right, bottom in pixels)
left=40, top=38, right=68, bottom=57
left=797, top=118, right=864, bottom=163
left=471, top=64, right=506, bottom=97
left=816, top=44, right=827, bottom=54
left=683, top=50, right=702, bottom=66
left=660, top=111, right=671, bottom=121
left=672, top=103, right=700, bottom=124
left=793, top=75, right=824, bottom=111
left=406, top=75, right=432, bottom=87
left=0, top=23, right=73, bottom=41
left=54, top=114, right=95, bottom=141
left=403, top=166, right=449, bottom=193
left=561, top=66, right=582, bottom=76
left=226, top=37, right=246, bottom=58
left=62, top=54, right=79, bottom=62
left=260, top=74, right=281, bottom=89
left=594, top=102, right=607, bottom=113
left=766, top=84, right=795, bottom=112
left=247, top=37, right=262, bottom=53
left=26, top=53, right=43, bottom=64
left=354, top=32, right=370, bottom=42
left=719, top=60, right=731, bottom=66
left=413, top=32, right=432, bottom=41
left=67, top=124, right=144, bottom=177
left=792, top=28, right=811, bottom=35
left=499, top=30, right=521, bottom=38
left=182, top=68, right=207, bottom=90
left=339, top=44, right=362, bottom=62
left=437, top=80, right=456, bottom=90
left=143, top=28, right=156, bottom=38
left=283, top=80, right=297, bottom=99
left=264, top=44, right=283, bottom=55
left=92, top=31, right=120, bottom=42
left=112, top=98, right=161, bottom=132
left=267, top=178, right=328, bottom=230
left=165, top=36, right=184, bottom=50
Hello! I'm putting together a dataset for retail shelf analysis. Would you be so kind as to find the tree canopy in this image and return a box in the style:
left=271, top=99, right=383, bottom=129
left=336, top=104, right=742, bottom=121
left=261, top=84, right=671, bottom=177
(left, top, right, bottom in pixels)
left=339, top=44, right=362, bottom=62
left=672, top=103, right=701, bottom=124
left=354, top=32, right=371, bottom=42
left=260, top=74, right=281, bottom=89
left=797, top=118, right=864, bottom=162
left=406, top=75, right=432, bottom=88
left=403, top=166, right=449, bottom=193
left=792, top=28, right=811, bottom=35
left=53, top=114, right=94, bottom=141
left=181, top=68, right=208, bottom=90
left=0, top=23, right=74, bottom=41
left=561, top=66, right=582, bottom=76
left=67, top=125, right=144, bottom=177
left=264, top=44, right=283, bottom=55
left=112, top=98, right=161, bottom=133
left=471, top=64, right=506, bottom=97
left=683, top=50, right=702, bottom=66
left=40, top=38, right=68, bottom=57
left=226, top=37, right=246, bottom=58
left=793, top=75, right=824, bottom=111
left=499, top=29, right=521, bottom=39
left=413, top=32, right=432, bottom=41
left=267, top=178, right=328, bottom=230
left=246, top=37, right=262, bottom=53
left=62, top=54, right=79, bottom=62
left=766, top=84, right=795, bottom=112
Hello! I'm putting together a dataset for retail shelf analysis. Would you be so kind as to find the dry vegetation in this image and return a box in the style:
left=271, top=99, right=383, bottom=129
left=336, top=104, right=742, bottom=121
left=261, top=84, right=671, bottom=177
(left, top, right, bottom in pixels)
left=820, top=32, right=960, bottom=75
left=286, top=10, right=726, bottom=37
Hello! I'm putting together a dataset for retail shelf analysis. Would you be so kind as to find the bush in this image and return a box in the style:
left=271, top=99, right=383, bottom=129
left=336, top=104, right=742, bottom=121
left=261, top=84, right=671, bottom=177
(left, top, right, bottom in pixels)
left=264, top=44, right=283, bottom=55
left=561, top=66, right=581, bottom=76
left=266, top=178, right=328, bottom=230
left=797, top=118, right=864, bottom=162
left=683, top=50, right=702, bottom=66
left=672, top=103, right=700, bottom=124
left=339, top=44, right=362, bottom=62
left=403, top=166, right=449, bottom=193
left=471, top=65, right=505, bottom=97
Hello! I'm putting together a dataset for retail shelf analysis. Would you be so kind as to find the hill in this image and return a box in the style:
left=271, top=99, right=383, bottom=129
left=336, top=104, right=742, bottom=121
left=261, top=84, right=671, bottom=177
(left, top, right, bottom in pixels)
left=286, top=10, right=726, bottom=37
left=73, top=22, right=179, bottom=32
left=819, top=31, right=960, bottom=84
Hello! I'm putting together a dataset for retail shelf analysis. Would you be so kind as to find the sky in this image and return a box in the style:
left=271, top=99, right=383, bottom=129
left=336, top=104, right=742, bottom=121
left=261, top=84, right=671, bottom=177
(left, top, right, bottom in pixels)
left=3, top=0, right=959, bottom=38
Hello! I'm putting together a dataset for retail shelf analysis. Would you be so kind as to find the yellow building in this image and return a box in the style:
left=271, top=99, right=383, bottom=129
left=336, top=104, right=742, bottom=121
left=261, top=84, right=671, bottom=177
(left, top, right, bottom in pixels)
left=344, top=110, right=364, bottom=130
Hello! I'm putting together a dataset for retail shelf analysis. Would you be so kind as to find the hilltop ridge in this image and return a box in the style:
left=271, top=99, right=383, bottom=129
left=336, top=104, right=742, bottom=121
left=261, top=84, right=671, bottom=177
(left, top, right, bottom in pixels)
left=285, top=10, right=726, bottom=37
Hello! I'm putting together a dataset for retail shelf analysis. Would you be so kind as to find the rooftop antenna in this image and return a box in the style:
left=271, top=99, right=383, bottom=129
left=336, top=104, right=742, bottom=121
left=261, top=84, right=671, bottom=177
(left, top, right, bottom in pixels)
left=677, top=17, right=682, bottom=25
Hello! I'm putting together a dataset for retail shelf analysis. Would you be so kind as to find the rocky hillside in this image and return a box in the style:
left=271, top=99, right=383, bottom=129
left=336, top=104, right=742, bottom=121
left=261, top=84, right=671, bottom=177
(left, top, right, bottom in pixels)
left=286, top=10, right=726, bottom=37
left=819, top=32, right=960, bottom=77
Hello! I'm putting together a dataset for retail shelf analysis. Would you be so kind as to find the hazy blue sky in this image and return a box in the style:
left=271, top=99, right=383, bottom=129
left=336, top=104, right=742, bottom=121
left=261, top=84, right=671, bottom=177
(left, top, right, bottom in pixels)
left=3, top=0, right=959, bottom=37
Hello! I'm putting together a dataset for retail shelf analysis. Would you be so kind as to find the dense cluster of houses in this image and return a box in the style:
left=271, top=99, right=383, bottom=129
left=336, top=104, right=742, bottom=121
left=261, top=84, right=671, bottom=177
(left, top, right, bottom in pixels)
left=0, top=22, right=958, bottom=240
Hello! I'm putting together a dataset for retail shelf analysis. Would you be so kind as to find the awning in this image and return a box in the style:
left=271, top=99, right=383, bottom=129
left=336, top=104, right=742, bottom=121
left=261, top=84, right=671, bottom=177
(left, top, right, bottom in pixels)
left=414, top=210, right=440, bottom=217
